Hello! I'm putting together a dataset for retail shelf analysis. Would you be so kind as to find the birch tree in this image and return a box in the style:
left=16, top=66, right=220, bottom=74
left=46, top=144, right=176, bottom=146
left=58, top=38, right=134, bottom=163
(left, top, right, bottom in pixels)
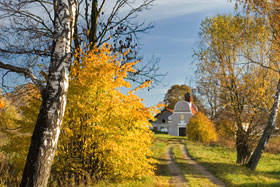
left=0, top=0, right=77, bottom=186
left=195, top=14, right=277, bottom=165
left=0, top=0, right=159, bottom=185
left=21, top=0, right=76, bottom=185
left=235, top=0, right=280, bottom=170
left=0, top=0, right=162, bottom=88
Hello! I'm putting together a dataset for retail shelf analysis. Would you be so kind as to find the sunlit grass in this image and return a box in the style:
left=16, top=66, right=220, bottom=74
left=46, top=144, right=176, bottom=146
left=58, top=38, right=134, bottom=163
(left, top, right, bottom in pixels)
left=149, top=134, right=173, bottom=186
left=93, top=176, right=159, bottom=187
left=186, top=140, right=280, bottom=186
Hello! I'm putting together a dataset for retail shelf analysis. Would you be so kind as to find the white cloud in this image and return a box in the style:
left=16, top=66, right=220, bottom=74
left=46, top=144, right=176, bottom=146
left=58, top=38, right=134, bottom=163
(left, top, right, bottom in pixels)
left=101, top=0, right=234, bottom=22
left=140, top=0, right=235, bottom=21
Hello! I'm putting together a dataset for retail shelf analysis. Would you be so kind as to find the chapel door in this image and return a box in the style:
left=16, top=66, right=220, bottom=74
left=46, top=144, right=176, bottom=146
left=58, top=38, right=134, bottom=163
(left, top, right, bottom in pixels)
left=179, top=127, right=186, bottom=136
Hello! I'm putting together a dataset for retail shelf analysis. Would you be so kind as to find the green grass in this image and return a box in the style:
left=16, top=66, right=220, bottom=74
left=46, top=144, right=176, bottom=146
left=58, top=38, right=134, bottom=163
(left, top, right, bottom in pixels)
left=92, top=134, right=280, bottom=186
left=149, top=134, right=173, bottom=186
left=186, top=140, right=280, bottom=186
left=92, top=176, right=159, bottom=187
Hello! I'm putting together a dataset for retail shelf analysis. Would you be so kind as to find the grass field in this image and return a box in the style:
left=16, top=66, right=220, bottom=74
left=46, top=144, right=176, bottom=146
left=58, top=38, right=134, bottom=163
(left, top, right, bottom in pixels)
left=1, top=133, right=279, bottom=186
left=186, top=140, right=280, bottom=187
left=154, top=134, right=280, bottom=187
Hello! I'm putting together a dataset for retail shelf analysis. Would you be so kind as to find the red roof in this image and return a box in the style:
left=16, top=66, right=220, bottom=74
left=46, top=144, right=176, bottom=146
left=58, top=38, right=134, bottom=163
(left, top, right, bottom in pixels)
left=191, top=103, right=198, bottom=115
left=166, top=108, right=174, bottom=113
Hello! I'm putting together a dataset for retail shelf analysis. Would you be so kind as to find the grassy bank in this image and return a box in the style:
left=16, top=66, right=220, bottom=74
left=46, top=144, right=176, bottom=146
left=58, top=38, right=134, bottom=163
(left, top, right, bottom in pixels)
left=149, top=134, right=173, bottom=186
left=186, top=140, right=280, bottom=186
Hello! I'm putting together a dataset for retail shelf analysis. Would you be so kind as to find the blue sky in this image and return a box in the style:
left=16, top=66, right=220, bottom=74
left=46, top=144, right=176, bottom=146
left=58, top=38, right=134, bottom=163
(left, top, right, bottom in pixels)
left=133, top=0, right=235, bottom=107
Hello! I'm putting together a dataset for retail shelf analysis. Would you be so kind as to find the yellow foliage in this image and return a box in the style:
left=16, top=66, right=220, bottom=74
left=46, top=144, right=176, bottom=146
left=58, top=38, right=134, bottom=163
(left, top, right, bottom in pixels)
left=1, top=88, right=41, bottom=177
left=196, top=14, right=276, bottom=133
left=0, top=90, right=5, bottom=117
left=187, top=112, right=217, bottom=144
left=216, top=119, right=236, bottom=140
left=52, top=45, right=157, bottom=183
left=0, top=100, right=5, bottom=109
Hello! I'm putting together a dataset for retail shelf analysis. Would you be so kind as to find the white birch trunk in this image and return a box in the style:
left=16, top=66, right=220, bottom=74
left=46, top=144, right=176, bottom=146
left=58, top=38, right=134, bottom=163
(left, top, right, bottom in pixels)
left=246, top=78, right=280, bottom=170
left=20, top=0, right=76, bottom=186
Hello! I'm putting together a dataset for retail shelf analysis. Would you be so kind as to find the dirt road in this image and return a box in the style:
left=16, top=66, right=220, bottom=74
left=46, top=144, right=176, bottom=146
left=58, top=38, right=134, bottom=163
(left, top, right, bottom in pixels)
left=166, top=140, right=226, bottom=187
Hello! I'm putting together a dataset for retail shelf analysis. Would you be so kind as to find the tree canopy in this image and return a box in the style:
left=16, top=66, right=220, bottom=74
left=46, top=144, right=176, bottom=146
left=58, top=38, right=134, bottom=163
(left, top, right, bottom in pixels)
left=194, top=14, right=277, bottom=164
left=164, top=84, right=192, bottom=109
left=234, top=0, right=280, bottom=170
left=51, top=45, right=158, bottom=184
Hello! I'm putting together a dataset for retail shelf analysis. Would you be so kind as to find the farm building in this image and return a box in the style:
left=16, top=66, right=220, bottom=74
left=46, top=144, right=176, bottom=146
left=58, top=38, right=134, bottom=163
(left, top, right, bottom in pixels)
left=151, top=93, right=198, bottom=136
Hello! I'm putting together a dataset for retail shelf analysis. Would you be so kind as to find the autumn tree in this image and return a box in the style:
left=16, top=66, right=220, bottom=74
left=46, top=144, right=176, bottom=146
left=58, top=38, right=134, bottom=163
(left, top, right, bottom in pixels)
left=0, top=90, right=5, bottom=111
left=1, top=86, right=41, bottom=185
left=196, top=75, right=220, bottom=121
left=0, top=0, right=159, bottom=185
left=50, top=46, right=157, bottom=184
left=164, top=85, right=192, bottom=109
left=71, top=0, right=166, bottom=84
left=195, top=15, right=277, bottom=164
left=0, top=0, right=77, bottom=186
left=234, top=0, right=280, bottom=170
left=0, top=102, right=21, bottom=130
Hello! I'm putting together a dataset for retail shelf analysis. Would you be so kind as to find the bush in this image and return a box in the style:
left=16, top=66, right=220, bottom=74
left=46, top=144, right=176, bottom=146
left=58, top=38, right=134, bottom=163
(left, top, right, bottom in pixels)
left=187, top=112, right=217, bottom=143
left=50, top=46, right=156, bottom=184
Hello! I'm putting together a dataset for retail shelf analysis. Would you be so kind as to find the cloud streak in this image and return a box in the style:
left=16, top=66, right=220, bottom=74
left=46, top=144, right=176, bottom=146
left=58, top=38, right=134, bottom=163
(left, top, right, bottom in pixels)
left=139, top=0, right=235, bottom=21
left=101, top=0, right=234, bottom=22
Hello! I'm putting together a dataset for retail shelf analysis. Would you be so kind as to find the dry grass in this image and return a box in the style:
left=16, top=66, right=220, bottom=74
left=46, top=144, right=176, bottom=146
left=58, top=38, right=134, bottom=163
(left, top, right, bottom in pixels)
left=217, top=131, right=280, bottom=154
left=265, top=135, right=280, bottom=154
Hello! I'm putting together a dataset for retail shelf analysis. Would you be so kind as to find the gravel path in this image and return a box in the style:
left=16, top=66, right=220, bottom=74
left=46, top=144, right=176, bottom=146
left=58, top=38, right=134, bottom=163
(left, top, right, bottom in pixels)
left=178, top=144, right=226, bottom=187
left=167, top=145, right=188, bottom=187
left=166, top=141, right=226, bottom=187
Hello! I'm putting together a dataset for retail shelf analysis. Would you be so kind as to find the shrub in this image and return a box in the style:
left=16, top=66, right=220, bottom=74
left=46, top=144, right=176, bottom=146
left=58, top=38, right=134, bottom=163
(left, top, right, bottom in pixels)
left=187, top=112, right=217, bottom=143
left=50, top=46, right=157, bottom=184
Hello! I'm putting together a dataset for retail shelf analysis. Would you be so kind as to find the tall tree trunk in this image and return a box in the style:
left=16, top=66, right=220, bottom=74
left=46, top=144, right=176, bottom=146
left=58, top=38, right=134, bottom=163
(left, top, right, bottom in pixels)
left=20, top=0, right=76, bottom=186
left=246, top=78, right=280, bottom=170
left=89, top=0, right=98, bottom=49
left=236, top=128, right=251, bottom=165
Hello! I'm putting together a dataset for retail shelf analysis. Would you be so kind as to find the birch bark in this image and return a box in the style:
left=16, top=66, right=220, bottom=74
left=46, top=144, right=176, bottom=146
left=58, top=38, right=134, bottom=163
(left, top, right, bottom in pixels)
left=20, top=0, right=76, bottom=186
left=246, top=78, right=280, bottom=170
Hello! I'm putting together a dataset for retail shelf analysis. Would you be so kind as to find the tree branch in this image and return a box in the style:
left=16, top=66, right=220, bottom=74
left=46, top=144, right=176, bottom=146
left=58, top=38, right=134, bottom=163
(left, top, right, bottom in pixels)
left=0, top=48, right=51, bottom=56
left=0, top=61, right=44, bottom=94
